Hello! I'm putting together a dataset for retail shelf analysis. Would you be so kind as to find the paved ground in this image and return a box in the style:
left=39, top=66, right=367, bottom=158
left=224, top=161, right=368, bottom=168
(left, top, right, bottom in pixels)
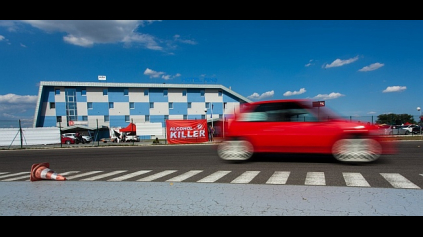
left=1, top=181, right=423, bottom=216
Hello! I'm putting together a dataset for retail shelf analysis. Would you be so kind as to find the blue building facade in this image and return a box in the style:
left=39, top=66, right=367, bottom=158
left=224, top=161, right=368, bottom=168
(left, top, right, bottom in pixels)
left=33, top=81, right=251, bottom=134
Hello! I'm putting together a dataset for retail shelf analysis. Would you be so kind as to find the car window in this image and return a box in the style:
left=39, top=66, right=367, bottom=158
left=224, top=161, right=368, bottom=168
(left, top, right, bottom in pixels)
left=239, top=102, right=318, bottom=122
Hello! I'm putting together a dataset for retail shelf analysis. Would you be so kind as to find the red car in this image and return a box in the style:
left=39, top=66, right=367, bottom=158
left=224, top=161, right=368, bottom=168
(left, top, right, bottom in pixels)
left=217, top=99, right=396, bottom=163
left=61, top=136, right=76, bottom=145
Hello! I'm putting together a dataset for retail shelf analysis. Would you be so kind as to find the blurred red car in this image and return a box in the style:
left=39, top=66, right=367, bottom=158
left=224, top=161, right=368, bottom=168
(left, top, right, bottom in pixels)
left=61, top=136, right=76, bottom=145
left=217, top=99, right=396, bottom=163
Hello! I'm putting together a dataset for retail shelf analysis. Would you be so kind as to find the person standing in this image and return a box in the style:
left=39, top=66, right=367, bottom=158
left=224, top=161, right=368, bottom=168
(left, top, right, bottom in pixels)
left=208, top=124, right=214, bottom=142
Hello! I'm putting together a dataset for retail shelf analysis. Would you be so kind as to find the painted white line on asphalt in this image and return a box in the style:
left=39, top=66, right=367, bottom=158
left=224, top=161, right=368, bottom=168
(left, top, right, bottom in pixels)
left=231, top=171, right=260, bottom=184
left=381, top=173, right=420, bottom=189
left=137, top=170, right=177, bottom=182
left=343, top=172, right=370, bottom=187
left=166, top=170, right=203, bottom=182
left=266, top=171, right=290, bottom=185
left=197, top=171, right=231, bottom=183
left=108, top=170, right=152, bottom=181
left=305, top=172, right=326, bottom=186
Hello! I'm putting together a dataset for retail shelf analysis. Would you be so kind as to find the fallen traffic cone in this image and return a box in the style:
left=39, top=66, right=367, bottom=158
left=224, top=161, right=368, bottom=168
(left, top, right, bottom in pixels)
left=30, top=162, right=66, bottom=181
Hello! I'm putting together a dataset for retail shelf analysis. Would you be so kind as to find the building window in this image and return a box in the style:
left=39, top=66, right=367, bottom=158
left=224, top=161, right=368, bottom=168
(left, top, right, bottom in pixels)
left=129, top=102, right=134, bottom=109
left=218, top=91, right=222, bottom=97
left=205, top=102, right=210, bottom=109
left=81, top=89, right=86, bottom=96
left=125, top=115, right=130, bottom=122
left=219, top=114, right=223, bottom=119
left=144, top=89, right=148, bottom=96
left=163, top=89, right=168, bottom=96
left=104, top=115, right=109, bottom=122
left=103, top=89, right=108, bottom=96
left=224, top=102, right=227, bottom=109
left=150, top=102, right=154, bottom=108
left=164, top=115, right=169, bottom=120
left=109, top=102, right=114, bottom=109
left=169, top=102, right=173, bottom=109
left=182, top=90, right=187, bottom=96
left=145, top=115, right=150, bottom=122
left=55, top=89, right=60, bottom=95
left=49, top=102, right=55, bottom=109
left=188, top=102, right=192, bottom=108
left=82, top=116, right=88, bottom=121
left=201, top=114, right=206, bottom=119
left=183, top=114, right=187, bottom=120
left=124, top=89, right=128, bottom=96
left=200, top=90, right=205, bottom=96
left=87, top=102, right=93, bottom=109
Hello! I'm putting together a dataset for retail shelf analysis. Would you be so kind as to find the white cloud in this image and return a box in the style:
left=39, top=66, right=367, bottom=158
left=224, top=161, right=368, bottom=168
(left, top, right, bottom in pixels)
left=312, top=92, right=345, bottom=100
left=144, top=68, right=180, bottom=80
left=383, top=86, right=407, bottom=93
left=359, top=62, right=384, bottom=72
left=247, top=90, right=274, bottom=100
left=283, top=88, right=306, bottom=96
left=0, top=94, right=37, bottom=104
left=305, top=59, right=314, bottom=67
left=0, top=35, right=5, bottom=41
left=0, top=94, right=38, bottom=121
left=323, top=56, right=359, bottom=69
left=144, top=68, right=165, bottom=78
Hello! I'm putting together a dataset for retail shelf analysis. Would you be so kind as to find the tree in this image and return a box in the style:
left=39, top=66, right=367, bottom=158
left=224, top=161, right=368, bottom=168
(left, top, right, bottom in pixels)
left=376, top=114, right=417, bottom=125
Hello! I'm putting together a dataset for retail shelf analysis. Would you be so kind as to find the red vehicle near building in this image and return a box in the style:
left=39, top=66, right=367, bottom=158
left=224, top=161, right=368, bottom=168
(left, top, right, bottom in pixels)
left=217, top=99, right=396, bottom=163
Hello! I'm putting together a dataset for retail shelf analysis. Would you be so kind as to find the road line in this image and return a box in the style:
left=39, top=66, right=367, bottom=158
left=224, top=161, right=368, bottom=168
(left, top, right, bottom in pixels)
left=0, top=172, right=30, bottom=179
left=81, top=170, right=128, bottom=181
left=343, top=172, right=370, bottom=187
left=381, top=173, right=420, bottom=189
left=197, top=171, right=231, bottom=183
left=266, top=171, right=290, bottom=184
left=137, top=170, right=177, bottom=182
left=65, top=171, right=104, bottom=180
left=166, top=170, right=203, bottom=182
left=305, top=172, right=326, bottom=186
left=108, top=170, right=152, bottom=181
left=231, top=171, right=260, bottom=184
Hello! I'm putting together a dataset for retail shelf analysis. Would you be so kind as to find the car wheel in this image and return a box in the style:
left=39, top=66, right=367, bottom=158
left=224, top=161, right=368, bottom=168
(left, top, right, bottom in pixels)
left=217, top=140, right=254, bottom=161
left=332, top=138, right=382, bottom=163
left=65, top=140, right=71, bottom=145
left=405, top=131, right=410, bottom=135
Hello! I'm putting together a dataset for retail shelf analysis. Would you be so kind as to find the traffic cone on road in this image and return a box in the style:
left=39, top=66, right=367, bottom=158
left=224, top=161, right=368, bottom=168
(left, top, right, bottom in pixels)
left=30, top=162, right=66, bottom=181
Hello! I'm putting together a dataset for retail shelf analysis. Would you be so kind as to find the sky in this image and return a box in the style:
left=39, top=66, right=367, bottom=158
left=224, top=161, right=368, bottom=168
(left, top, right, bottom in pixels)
left=1, top=20, right=422, bottom=126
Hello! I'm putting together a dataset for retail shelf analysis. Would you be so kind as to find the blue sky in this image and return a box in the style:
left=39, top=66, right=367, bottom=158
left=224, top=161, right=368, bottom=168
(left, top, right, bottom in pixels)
left=1, top=20, right=422, bottom=125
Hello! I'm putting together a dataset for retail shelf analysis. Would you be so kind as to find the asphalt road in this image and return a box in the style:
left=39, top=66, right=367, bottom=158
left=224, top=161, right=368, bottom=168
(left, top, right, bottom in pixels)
left=1, top=140, right=423, bottom=216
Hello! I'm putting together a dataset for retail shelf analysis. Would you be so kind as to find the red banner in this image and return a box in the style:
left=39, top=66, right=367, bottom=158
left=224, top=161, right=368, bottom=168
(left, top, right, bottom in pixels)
left=166, top=120, right=208, bottom=144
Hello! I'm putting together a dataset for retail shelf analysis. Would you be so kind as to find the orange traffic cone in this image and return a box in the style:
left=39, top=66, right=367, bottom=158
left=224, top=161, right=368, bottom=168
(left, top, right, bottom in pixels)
left=30, top=162, right=66, bottom=181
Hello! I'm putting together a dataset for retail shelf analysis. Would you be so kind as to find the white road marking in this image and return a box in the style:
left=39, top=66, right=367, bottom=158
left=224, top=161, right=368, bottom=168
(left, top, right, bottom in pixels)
left=81, top=170, right=128, bottom=181
left=197, top=171, right=231, bottom=183
left=266, top=171, right=290, bottom=184
left=381, top=173, right=420, bottom=189
left=231, top=171, right=260, bottom=184
left=305, top=172, right=325, bottom=186
left=108, top=170, right=152, bottom=181
left=343, top=172, right=370, bottom=187
left=166, top=170, right=203, bottom=182
left=137, top=170, right=177, bottom=182
left=65, top=171, right=104, bottom=180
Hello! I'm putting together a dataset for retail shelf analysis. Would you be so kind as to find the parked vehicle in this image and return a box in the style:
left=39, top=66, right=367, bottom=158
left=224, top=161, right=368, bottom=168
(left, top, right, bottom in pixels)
left=62, top=133, right=92, bottom=143
left=412, top=125, right=422, bottom=134
left=61, top=136, right=76, bottom=145
left=388, top=125, right=413, bottom=135
left=217, top=99, right=396, bottom=163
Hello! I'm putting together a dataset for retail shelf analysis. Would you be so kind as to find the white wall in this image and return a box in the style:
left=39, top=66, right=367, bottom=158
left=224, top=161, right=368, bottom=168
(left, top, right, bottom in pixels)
left=0, top=127, right=60, bottom=146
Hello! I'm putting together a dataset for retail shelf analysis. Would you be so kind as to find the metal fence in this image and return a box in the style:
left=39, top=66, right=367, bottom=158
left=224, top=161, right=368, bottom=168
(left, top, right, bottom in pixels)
left=2, top=116, right=422, bottom=129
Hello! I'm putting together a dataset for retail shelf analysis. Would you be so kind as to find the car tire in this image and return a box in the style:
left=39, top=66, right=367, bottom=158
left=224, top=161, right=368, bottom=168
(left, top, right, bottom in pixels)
left=217, top=140, right=254, bottom=162
left=332, top=138, right=382, bottom=163
left=65, top=140, right=71, bottom=145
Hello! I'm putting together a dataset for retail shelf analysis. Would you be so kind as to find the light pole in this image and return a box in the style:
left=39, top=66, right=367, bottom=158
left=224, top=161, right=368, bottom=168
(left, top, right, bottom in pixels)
left=418, top=107, right=422, bottom=139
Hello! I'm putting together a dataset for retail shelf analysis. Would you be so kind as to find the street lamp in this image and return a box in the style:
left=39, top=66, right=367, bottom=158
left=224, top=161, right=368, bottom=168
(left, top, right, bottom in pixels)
left=417, top=107, right=422, bottom=138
